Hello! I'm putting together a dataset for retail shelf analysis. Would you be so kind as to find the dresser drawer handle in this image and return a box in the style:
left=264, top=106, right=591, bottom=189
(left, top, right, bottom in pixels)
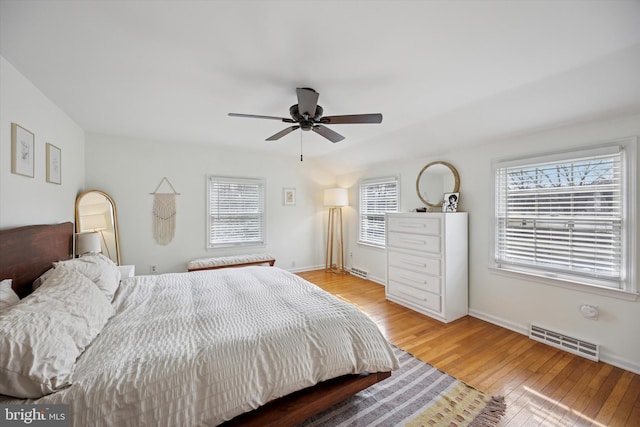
left=398, top=222, right=426, bottom=228
left=399, top=290, right=427, bottom=301
left=401, top=259, right=427, bottom=268
left=400, top=274, right=426, bottom=285
left=399, top=238, right=426, bottom=245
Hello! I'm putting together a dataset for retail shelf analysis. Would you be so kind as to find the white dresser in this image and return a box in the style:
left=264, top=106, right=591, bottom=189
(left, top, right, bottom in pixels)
left=385, top=212, right=468, bottom=323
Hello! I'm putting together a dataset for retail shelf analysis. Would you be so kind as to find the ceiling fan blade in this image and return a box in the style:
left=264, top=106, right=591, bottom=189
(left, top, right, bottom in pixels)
left=321, top=113, right=383, bottom=124
left=312, top=125, right=345, bottom=143
left=266, top=126, right=300, bottom=141
left=296, top=88, right=319, bottom=117
left=228, top=113, right=295, bottom=123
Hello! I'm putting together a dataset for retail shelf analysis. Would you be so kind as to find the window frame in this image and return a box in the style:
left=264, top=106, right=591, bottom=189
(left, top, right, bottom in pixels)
left=206, top=175, right=267, bottom=249
left=490, top=138, right=637, bottom=300
left=358, top=176, right=400, bottom=248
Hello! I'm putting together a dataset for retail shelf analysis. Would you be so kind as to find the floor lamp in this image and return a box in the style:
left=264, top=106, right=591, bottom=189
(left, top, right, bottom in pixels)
left=324, top=188, right=348, bottom=273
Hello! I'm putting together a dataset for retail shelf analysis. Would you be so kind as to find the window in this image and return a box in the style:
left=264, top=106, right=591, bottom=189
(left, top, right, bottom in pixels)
left=492, top=139, right=637, bottom=294
left=358, top=176, right=399, bottom=247
left=207, top=176, right=266, bottom=248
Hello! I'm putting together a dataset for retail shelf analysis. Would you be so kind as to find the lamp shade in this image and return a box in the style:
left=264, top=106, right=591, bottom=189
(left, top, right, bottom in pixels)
left=324, top=188, right=348, bottom=207
left=76, top=232, right=101, bottom=255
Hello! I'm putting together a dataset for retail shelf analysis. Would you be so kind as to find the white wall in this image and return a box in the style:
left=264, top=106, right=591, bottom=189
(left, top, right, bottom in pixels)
left=342, top=112, right=640, bottom=374
left=85, top=133, right=335, bottom=275
left=0, top=56, right=84, bottom=227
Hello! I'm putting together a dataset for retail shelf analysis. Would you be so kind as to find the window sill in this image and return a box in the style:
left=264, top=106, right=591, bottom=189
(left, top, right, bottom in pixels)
left=357, top=241, right=385, bottom=250
left=489, top=266, right=638, bottom=301
left=207, top=243, right=266, bottom=250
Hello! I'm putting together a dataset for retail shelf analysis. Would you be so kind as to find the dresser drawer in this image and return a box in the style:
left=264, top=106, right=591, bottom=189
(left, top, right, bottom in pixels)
left=388, top=266, right=441, bottom=294
left=388, top=250, right=441, bottom=276
left=388, top=216, right=441, bottom=235
left=388, top=280, right=442, bottom=313
left=387, top=232, right=441, bottom=253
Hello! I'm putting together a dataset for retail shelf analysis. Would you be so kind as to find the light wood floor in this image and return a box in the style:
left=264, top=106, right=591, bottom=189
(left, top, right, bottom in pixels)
left=297, top=270, right=640, bottom=427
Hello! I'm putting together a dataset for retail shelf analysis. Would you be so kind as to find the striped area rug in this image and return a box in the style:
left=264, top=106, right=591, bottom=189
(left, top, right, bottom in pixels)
left=298, top=347, right=506, bottom=427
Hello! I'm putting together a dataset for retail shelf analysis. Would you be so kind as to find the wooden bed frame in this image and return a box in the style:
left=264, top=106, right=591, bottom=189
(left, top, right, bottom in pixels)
left=0, top=222, right=74, bottom=298
left=0, top=222, right=391, bottom=426
left=222, top=371, right=391, bottom=426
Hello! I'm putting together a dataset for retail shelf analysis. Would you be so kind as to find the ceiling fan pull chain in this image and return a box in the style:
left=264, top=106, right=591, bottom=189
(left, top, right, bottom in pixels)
left=300, top=130, right=304, bottom=162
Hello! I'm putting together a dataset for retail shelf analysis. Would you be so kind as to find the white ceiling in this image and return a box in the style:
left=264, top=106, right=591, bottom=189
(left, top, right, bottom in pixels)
left=2, top=0, right=640, bottom=175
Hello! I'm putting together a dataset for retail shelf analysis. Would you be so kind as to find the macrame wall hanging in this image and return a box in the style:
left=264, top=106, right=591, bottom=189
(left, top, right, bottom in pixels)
left=150, top=177, right=180, bottom=245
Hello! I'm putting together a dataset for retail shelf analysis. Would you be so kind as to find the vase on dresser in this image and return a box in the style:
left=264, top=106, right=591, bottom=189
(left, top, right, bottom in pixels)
left=385, top=212, right=468, bottom=323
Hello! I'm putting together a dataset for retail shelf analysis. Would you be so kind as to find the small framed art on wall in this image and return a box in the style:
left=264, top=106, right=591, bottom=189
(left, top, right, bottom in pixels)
left=46, top=143, right=62, bottom=184
left=11, top=123, right=35, bottom=178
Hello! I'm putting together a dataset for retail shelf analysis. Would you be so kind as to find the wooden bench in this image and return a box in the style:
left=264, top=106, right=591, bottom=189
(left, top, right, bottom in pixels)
left=187, top=254, right=276, bottom=272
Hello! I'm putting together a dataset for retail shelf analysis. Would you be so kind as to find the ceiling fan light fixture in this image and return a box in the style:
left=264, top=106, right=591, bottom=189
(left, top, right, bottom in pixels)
left=228, top=87, right=382, bottom=143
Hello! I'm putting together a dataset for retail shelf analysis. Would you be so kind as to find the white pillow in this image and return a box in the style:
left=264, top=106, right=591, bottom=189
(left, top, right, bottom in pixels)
left=0, top=266, right=115, bottom=398
left=55, top=253, right=121, bottom=301
left=0, top=279, right=19, bottom=310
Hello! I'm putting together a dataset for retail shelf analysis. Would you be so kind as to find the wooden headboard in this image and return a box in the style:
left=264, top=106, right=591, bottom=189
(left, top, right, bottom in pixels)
left=0, top=222, right=74, bottom=298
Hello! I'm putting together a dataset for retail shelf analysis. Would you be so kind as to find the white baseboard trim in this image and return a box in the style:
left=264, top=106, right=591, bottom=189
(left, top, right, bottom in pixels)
left=468, top=309, right=529, bottom=335
left=599, top=353, right=640, bottom=375
left=288, top=264, right=324, bottom=273
left=367, top=274, right=385, bottom=286
left=468, top=308, right=640, bottom=375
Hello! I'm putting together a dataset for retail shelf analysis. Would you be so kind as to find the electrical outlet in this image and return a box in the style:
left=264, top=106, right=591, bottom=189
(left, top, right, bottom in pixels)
left=150, top=264, right=157, bottom=274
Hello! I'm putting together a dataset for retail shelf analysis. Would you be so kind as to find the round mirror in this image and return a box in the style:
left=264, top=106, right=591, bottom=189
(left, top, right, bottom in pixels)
left=75, top=190, right=121, bottom=265
left=416, top=161, right=460, bottom=208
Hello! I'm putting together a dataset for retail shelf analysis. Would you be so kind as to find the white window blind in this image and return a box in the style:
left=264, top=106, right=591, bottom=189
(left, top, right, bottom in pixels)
left=207, top=176, right=265, bottom=248
left=494, top=145, right=629, bottom=289
left=359, top=177, right=399, bottom=247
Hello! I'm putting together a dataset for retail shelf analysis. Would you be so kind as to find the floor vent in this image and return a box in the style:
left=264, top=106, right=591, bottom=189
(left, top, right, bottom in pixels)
left=529, top=324, right=599, bottom=362
left=350, top=267, right=368, bottom=279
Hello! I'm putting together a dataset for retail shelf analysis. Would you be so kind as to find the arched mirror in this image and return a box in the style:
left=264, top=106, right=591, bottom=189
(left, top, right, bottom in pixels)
left=75, top=190, right=121, bottom=265
left=416, top=161, right=460, bottom=208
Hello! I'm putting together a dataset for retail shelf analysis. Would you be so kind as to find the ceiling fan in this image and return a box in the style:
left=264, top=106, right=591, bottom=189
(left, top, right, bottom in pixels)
left=228, top=87, right=383, bottom=143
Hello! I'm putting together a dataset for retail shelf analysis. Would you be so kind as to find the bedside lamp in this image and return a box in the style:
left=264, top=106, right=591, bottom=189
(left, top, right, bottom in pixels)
left=324, top=188, right=348, bottom=273
left=80, top=213, right=112, bottom=259
left=75, top=232, right=101, bottom=256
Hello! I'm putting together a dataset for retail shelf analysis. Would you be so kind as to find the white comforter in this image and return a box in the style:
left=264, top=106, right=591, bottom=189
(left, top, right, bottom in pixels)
left=10, top=267, right=398, bottom=426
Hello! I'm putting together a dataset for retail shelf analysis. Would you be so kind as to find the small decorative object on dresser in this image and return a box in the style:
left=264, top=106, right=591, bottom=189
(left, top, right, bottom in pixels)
left=443, top=192, right=459, bottom=212
left=385, top=212, right=468, bottom=323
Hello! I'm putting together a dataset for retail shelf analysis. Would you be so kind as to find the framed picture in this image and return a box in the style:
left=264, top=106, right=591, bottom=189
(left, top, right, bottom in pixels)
left=283, top=187, right=296, bottom=206
left=443, top=192, right=459, bottom=212
left=46, top=143, right=62, bottom=184
left=11, top=123, right=35, bottom=178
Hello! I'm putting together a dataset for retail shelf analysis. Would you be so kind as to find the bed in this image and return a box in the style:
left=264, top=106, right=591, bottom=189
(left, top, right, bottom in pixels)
left=0, top=222, right=398, bottom=426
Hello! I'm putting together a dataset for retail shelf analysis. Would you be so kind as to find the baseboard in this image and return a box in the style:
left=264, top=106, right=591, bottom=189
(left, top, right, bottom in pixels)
left=366, top=274, right=385, bottom=286
left=468, top=308, right=640, bottom=375
left=287, top=264, right=325, bottom=273
left=342, top=267, right=385, bottom=286
left=468, top=309, right=529, bottom=335
left=600, top=353, right=640, bottom=375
